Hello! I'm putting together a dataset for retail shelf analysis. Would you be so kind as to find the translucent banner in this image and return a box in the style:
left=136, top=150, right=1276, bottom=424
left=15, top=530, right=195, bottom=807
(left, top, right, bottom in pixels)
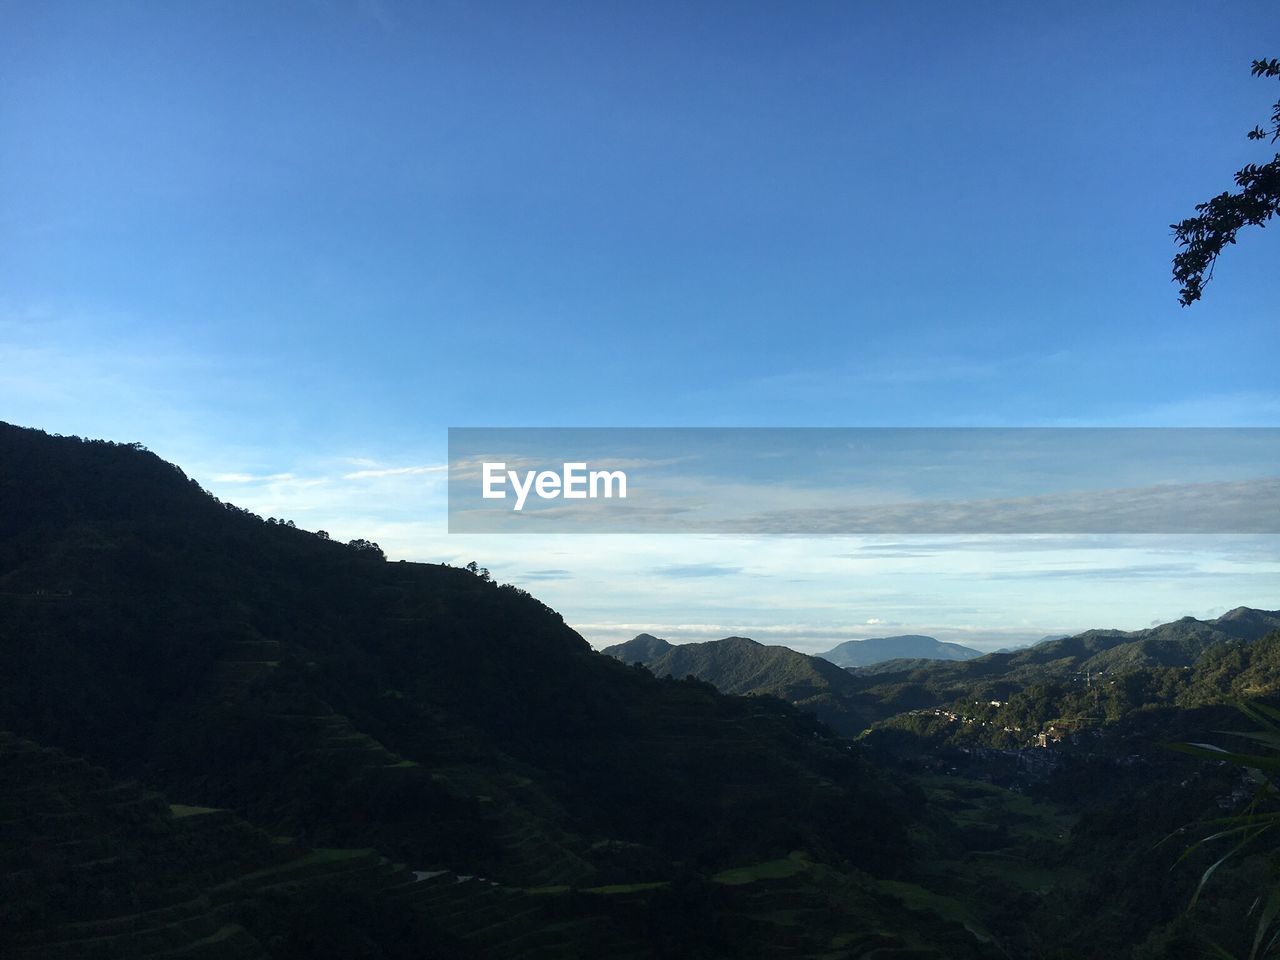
left=447, top=428, right=1280, bottom=534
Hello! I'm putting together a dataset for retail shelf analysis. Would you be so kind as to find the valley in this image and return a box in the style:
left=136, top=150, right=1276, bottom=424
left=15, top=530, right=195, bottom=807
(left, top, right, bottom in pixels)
left=1, top=423, right=1276, bottom=958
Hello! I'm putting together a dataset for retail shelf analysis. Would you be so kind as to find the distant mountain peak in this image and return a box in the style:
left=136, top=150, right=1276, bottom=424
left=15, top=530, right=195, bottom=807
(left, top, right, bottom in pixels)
left=1220, top=606, right=1274, bottom=622
left=816, top=635, right=983, bottom=669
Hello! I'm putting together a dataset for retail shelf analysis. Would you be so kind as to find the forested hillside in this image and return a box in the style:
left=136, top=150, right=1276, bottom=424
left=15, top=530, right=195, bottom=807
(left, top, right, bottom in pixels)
left=602, top=634, right=870, bottom=734
left=0, top=423, right=995, bottom=959
left=3, top=422, right=1277, bottom=959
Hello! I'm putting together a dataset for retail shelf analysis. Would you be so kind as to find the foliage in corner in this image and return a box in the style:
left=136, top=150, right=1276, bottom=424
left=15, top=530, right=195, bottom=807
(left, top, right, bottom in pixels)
left=1172, top=58, right=1280, bottom=306
left=1168, top=700, right=1280, bottom=958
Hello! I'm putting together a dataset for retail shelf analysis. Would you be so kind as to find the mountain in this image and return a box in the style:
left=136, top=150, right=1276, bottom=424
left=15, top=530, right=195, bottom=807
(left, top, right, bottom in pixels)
left=817, top=635, right=983, bottom=668
left=0, top=423, right=992, bottom=959
left=605, top=632, right=672, bottom=663
left=977, top=609, right=1278, bottom=680
left=601, top=633, right=871, bottom=734
left=602, top=612, right=1280, bottom=736
left=844, top=607, right=1280, bottom=725
left=7, top=421, right=1275, bottom=959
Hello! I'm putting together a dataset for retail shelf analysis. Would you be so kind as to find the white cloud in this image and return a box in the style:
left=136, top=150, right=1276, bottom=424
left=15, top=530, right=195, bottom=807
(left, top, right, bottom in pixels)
left=342, top=464, right=448, bottom=480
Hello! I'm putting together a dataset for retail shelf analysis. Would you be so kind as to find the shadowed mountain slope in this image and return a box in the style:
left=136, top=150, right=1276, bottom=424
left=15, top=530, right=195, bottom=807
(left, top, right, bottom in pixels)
left=605, top=633, right=673, bottom=663
left=601, top=634, right=871, bottom=734
left=0, top=422, right=1000, bottom=958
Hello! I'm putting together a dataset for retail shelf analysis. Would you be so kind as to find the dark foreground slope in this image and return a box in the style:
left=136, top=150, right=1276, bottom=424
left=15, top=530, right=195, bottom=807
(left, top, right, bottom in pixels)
left=602, top=634, right=871, bottom=734
left=0, top=424, right=994, bottom=959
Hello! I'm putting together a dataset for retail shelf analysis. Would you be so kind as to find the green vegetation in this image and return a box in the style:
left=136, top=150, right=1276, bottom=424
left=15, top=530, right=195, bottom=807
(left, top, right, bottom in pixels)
left=1172, top=57, right=1280, bottom=306
left=851, top=618, right=1280, bottom=957
left=711, top=853, right=811, bottom=886
left=867, top=627, right=1280, bottom=756
left=847, top=608, right=1280, bottom=734
left=602, top=633, right=874, bottom=734
left=3, top=421, right=1278, bottom=958
left=1168, top=702, right=1280, bottom=959
left=0, top=422, right=983, bottom=958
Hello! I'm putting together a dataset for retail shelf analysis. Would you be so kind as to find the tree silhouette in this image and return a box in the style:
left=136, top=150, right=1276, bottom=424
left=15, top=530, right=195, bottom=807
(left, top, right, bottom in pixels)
left=347, top=538, right=385, bottom=559
left=1172, top=58, right=1280, bottom=305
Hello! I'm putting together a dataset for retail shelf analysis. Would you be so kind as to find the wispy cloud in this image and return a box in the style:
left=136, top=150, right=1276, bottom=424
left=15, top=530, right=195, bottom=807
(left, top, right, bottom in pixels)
left=520, top=568, right=574, bottom=581
left=719, top=478, right=1280, bottom=535
left=342, top=464, right=447, bottom=480
left=981, top=562, right=1207, bottom=582
left=652, top=563, right=744, bottom=579
left=210, top=471, right=303, bottom=483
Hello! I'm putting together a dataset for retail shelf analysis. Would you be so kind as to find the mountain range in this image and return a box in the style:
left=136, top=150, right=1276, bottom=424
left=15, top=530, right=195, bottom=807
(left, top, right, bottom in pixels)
left=853, top=607, right=1280, bottom=687
left=0, top=422, right=989, bottom=959
left=4, top=420, right=1279, bottom=959
left=604, top=609, right=1280, bottom=734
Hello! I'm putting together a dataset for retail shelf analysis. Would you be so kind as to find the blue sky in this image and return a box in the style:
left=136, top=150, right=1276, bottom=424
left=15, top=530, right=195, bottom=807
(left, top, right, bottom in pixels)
left=2, top=1, right=1278, bottom=649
